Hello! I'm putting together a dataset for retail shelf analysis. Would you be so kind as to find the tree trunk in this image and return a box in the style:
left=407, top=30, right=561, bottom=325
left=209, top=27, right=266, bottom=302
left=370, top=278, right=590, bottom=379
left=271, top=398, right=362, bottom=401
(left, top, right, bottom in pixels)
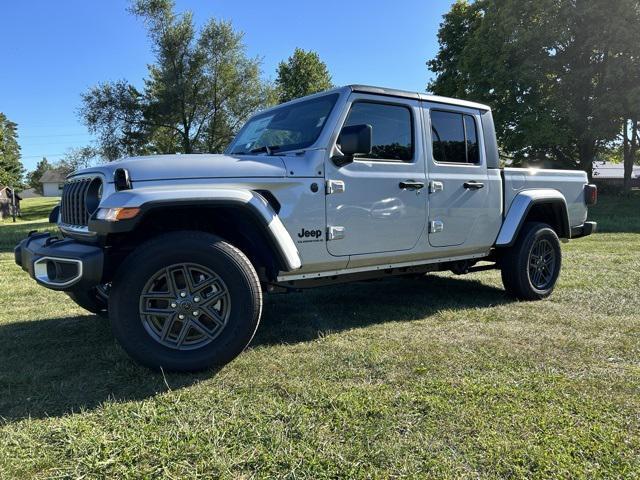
left=578, top=138, right=595, bottom=178
left=623, top=119, right=638, bottom=193
left=181, top=128, right=192, bottom=153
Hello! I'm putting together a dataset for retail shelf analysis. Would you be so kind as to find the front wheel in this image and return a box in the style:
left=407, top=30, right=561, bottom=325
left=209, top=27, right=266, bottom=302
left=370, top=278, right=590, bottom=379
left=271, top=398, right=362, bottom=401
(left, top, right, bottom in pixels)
left=500, top=222, right=562, bottom=300
left=109, top=231, right=262, bottom=371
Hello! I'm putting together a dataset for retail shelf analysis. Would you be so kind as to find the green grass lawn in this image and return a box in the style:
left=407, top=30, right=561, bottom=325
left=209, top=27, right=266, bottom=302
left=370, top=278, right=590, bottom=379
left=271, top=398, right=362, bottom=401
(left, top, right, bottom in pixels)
left=1, top=195, right=639, bottom=478
left=0, top=197, right=59, bottom=252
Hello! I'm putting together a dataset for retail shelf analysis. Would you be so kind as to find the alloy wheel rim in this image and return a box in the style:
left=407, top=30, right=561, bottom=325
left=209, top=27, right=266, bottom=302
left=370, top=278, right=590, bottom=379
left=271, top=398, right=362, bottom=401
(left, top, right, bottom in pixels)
left=528, top=238, right=556, bottom=290
left=139, top=263, right=231, bottom=350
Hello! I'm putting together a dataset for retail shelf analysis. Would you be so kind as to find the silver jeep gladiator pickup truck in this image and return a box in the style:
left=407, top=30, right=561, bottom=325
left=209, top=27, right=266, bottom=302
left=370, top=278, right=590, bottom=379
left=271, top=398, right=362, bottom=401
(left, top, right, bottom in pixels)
left=15, top=85, right=597, bottom=371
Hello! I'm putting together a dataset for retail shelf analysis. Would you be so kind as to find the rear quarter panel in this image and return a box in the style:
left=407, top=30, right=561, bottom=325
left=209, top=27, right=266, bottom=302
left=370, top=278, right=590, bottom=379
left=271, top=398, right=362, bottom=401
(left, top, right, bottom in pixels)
left=503, top=168, right=588, bottom=227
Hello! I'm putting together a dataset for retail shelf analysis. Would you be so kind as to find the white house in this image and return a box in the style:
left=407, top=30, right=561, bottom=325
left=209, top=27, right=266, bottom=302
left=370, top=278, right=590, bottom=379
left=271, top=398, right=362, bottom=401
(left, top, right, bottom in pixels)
left=40, top=169, right=67, bottom=197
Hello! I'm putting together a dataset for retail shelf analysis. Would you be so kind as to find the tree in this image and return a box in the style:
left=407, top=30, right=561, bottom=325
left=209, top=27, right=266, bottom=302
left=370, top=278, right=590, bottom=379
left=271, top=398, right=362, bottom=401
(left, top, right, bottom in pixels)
left=26, top=149, right=98, bottom=194
left=26, top=157, right=53, bottom=194
left=614, top=2, right=640, bottom=192
left=80, top=80, right=148, bottom=161
left=80, top=0, right=272, bottom=160
left=621, top=120, right=639, bottom=192
left=275, top=48, right=333, bottom=103
left=197, top=20, right=273, bottom=152
left=58, top=146, right=100, bottom=172
left=0, top=113, right=24, bottom=187
left=428, top=0, right=640, bottom=177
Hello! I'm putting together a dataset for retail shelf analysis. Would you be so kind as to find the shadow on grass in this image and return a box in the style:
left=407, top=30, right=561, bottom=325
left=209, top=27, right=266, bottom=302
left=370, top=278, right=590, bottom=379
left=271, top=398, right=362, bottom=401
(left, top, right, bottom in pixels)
left=256, top=274, right=510, bottom=345
left=0, top=274, right=510, bottom=422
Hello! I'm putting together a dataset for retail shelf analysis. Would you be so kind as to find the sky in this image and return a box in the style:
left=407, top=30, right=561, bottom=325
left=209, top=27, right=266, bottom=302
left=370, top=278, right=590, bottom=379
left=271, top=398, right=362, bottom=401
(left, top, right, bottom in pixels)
left=0, top=0, right=455, bottom=171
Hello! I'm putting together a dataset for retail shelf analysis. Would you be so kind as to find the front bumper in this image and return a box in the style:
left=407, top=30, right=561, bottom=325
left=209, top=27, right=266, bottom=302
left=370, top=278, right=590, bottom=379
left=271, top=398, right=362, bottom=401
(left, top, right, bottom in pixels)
left=571, top=221, right=597, bottom=239
left=14, top=232, right=104, bottom=291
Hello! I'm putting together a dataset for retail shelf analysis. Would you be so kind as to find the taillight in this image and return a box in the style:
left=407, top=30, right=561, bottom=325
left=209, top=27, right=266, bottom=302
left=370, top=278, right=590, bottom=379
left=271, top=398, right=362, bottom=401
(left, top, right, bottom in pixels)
left=585, top=184, right=597, bottom=205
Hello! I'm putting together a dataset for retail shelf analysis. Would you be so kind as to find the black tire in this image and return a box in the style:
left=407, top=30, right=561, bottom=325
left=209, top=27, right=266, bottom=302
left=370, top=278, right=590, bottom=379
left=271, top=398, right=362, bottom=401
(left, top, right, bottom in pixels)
left=67, top=285, right=110, bottom=318
left=500, top=222, right=562, bottom=300
left=108, top=231, right=262, bottom=372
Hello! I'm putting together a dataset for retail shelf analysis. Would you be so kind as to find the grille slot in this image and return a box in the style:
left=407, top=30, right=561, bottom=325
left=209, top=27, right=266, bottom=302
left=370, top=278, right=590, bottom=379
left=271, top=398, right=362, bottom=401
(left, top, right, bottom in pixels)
left=60, top=178, right=92, bottom=227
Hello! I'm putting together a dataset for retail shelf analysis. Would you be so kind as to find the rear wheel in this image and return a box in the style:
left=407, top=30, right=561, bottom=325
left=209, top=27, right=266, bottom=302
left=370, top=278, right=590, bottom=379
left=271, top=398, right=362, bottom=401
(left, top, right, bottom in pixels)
left=66, top=284, right=110, bottom=317
left=109, top=231, right=262, bottom=371
left=500, top=222, right=562, bottom=300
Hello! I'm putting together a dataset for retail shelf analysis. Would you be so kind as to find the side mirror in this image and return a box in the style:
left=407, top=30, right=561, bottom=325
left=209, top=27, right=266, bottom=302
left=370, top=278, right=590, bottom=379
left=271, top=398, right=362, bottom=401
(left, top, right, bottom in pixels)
left=333, top=124, right=372, bottom=166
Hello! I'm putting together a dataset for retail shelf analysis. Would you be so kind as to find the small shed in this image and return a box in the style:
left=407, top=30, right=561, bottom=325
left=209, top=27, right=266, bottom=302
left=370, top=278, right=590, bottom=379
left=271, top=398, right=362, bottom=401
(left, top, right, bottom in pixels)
left=40, top=169, right=67, bottom=197
left=0, top=186, right=22, bottom=220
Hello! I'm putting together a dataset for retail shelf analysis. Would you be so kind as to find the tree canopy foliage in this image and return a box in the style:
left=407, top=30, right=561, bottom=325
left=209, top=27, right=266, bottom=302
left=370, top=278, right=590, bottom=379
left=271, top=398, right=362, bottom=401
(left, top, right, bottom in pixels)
left=57, top=146, right=100, bottom=172
left=80, top=0, right=272, bottom=160
left=0, top=113, right=24, bottom=187
left=428, top=0, right=640, bottom=178
left=275, top=48, right=333, bottom=103
left=26, top=158, right=53, bottom=195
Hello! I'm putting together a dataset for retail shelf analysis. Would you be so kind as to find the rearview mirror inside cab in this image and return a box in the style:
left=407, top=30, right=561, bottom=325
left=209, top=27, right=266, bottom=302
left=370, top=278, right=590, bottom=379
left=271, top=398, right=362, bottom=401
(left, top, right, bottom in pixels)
left=333, top=124, right=372, bottom=166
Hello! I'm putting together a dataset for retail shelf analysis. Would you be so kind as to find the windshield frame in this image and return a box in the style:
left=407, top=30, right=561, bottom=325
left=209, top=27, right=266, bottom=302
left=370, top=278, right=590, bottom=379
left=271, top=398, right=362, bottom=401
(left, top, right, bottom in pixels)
left=227, top=92, right=340, bottom=155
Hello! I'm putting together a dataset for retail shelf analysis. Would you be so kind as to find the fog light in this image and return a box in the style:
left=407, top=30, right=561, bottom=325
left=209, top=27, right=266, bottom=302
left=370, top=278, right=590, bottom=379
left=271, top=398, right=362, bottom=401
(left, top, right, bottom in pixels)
left=33, top=257, right=83, bottom=287
left=46, top=260, right=57, bottom=280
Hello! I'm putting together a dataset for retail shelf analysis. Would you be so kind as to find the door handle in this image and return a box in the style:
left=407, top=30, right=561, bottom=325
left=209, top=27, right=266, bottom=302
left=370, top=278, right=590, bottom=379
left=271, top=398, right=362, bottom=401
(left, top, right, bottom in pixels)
left=463, top=181, right=484, bottom=190
left=399, top=180, right=425, bottom=190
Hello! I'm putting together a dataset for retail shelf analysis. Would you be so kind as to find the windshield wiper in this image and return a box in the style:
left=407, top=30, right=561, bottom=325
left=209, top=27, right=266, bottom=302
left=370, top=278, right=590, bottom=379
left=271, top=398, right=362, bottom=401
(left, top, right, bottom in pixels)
left=250, top=145, right=281, bottom=155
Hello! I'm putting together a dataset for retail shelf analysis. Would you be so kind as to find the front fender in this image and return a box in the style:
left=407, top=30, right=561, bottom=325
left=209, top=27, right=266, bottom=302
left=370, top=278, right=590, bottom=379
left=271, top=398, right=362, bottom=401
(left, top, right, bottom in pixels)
left=495, top=189, right=570, bottom=247
left=89, top=187, right=302, bottom=271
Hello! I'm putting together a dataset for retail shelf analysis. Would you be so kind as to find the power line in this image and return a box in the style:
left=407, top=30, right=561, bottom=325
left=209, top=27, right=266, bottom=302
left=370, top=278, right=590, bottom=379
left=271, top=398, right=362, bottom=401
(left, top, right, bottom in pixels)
left=21, top=140, right=94, bottom=147
left=19, top=133, right=93, bottom=139
left=21, top=153, right=67, bottom=159
left=16, top=123, right=89, bottom=128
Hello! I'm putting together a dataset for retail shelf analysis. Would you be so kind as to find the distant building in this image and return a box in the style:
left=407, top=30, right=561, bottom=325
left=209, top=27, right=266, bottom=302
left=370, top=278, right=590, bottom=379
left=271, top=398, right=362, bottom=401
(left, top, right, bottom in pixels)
left=592, top=161, right=640, bottom=188
left=40, top=169, right=67, bottom=197
left=0, top=186, right=22, bottom=219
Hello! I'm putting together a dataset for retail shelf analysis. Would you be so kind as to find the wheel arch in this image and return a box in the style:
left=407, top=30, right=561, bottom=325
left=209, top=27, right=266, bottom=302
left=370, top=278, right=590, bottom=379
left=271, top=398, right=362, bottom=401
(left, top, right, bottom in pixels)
left=495, top=189, right=570, bottom=247
left=92, top=188, right=301, bottom=278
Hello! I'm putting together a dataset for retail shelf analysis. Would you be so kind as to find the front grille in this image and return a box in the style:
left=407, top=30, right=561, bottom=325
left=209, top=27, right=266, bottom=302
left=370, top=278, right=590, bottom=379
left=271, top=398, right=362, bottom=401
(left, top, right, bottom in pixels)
left=60, top=177, right=92, bottom=226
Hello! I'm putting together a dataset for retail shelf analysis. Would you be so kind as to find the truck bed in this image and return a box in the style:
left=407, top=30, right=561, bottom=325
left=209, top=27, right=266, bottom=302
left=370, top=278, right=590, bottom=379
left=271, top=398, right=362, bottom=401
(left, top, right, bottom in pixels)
left=502, top=167, right=589, bottom=228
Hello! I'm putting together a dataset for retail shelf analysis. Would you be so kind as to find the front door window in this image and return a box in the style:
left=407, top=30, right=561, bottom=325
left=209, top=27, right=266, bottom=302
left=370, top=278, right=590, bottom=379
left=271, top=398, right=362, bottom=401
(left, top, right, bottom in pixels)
left=325, top=98, right=426, bottom=257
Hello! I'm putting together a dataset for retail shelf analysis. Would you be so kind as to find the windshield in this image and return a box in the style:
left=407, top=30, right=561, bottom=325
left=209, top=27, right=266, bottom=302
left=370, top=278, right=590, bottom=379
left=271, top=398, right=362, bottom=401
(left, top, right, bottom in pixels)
left=228, top=93, right=339, bottom=155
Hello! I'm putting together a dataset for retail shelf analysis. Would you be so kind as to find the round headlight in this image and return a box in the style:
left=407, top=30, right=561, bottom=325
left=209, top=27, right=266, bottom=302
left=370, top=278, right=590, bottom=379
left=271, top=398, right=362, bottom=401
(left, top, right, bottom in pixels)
left=85, top=177, right=104, bottom=216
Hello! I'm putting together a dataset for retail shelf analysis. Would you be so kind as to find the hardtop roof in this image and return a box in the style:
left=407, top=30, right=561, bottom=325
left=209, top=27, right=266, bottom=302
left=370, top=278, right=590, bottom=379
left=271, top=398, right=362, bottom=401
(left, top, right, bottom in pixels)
left=348, top=84, right=491, bottom=111
left=256, top=84, right=491, bottom=115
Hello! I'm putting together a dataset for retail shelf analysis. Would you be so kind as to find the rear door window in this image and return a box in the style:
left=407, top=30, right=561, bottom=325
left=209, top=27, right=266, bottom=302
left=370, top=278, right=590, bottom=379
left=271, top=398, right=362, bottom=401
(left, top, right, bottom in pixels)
left=430, top=110, right=480, bottom=164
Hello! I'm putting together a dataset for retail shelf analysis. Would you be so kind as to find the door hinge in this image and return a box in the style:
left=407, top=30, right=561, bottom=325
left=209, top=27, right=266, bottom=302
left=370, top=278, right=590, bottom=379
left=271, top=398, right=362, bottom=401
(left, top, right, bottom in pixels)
left=429, top=220, right=444, bottom=233
left=429, top=181, right=444, bottom=193
left=326, top=180, right=345, bottom=195
left=327, top=225, right=345, bottom=240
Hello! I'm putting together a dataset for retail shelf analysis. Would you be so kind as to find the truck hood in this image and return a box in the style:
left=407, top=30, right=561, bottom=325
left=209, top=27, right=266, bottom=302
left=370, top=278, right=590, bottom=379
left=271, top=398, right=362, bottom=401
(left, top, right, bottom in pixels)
left=73, top=153, right=287, bottom=182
